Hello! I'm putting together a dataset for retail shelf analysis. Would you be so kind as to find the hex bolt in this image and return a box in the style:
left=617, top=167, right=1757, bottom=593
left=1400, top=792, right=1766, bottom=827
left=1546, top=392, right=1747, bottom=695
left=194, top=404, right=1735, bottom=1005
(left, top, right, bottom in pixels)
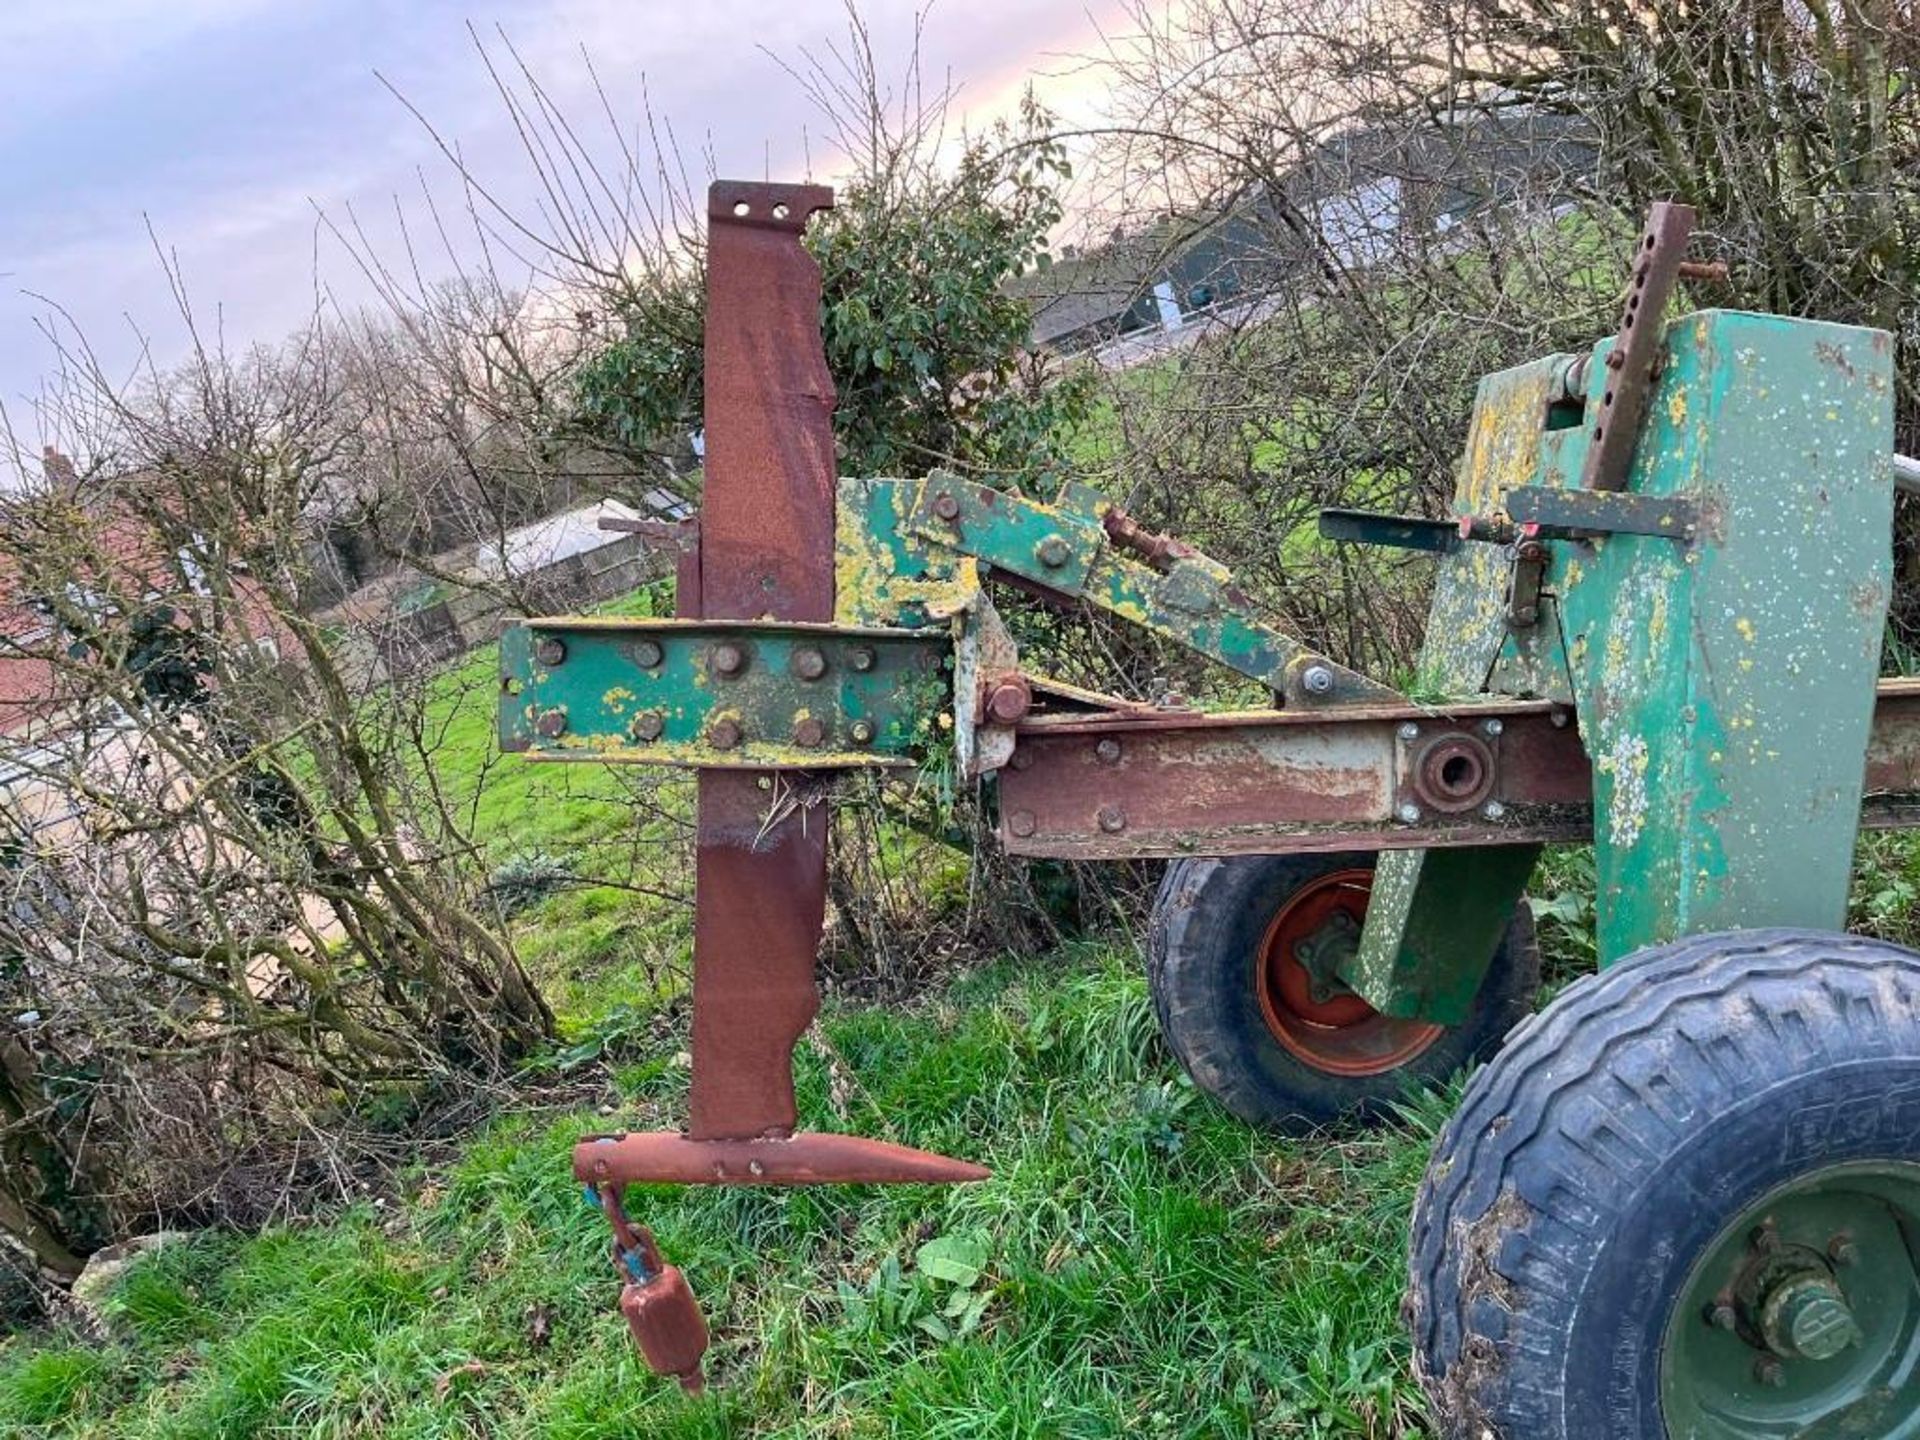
left=1755, top=1358, right=1786, bottom=1389
left=534, top=637, right=568, bottom=668
left=1706, top=1303, right=1737, bottom=1332
left=1008, top=810, right=1037, bottom=837
left=1550, top=708, right=1572, bottom=729
left=1482, top=718, right=1504, bottom=738
left=708, top=717, right=743, bottom=750
left=1398, top=722, right=1420, bottom=742
left=793, top=716, right=827, bottom=748
left=535, top=708, right=568, bottom=738
left=791, top=647, right=828, bottom=681
left=1483, top=800, right=1507, bottom=821
left=1008, top=750, right=1034, bottom=771
left=1301, top=664, right=1335, bottom=695
left=1097, top=806, right=1127, bottom=834
left=931, top=492, right=961, bottom=522
left=1095, top=738, right=1123, bottom=766
left=711, top=642, right=747, bottom=677
left=1752, top=1224, right=1780, bottom=1255
left=849, top=646, right=877, bottom=672
left=1829, top=1235, right=1859, bottom=1267
left=1036, top=535, right=1072, bottom=569
left=1398, top=802, right=1422, bottom=824
left=985, top=679, right=1033, bottom=725
left=632, top=639, right=664, bottom=669
left=849, top=719, right=876, bottom=745
left=630, top=710, right=665, bottom=742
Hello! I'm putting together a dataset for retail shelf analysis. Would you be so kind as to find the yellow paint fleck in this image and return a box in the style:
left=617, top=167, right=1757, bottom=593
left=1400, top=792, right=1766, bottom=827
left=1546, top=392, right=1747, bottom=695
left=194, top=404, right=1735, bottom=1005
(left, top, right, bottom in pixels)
left=1735, top=616, right=1756, bottom=643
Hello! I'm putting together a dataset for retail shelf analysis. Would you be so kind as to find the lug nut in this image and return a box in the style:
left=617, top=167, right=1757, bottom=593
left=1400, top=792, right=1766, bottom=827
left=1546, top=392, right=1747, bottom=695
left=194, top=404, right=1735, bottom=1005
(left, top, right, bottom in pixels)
left=708, top=717, right=743, bottom=750
left=1300, top=663, right=1335, bottom=695
left=534, top=637, right=568, bottom=667
left=632, top=638, right=664, bottom=669
left=791, top=647, right=828, bottom=681
left=1706, top=1303, right=1737, bottom=1332
left=1752, top=1224, right=1780, bottom=1254
left=631, top=710, right=665, bottom=742
left=1095, top=738, right=1122, bottom=765
left=1036, top=536, right=1071, bottom=568
left=1097, top=806, right=1126, bottom=834
left=849, top=720, right=876, bottom=745
left=931, top=492, right=961, bottom=521
left=1829, top=1235, right=1859, bottom=1266
left=711, top=642, right=746, bottom=677
left=535, top=708, right=568, bottom=738
left=849, top=646, right=876, bottom=672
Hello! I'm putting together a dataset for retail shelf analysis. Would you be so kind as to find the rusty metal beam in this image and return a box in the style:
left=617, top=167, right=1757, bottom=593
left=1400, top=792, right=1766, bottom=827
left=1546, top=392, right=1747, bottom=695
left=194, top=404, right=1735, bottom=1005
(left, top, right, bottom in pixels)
left=996, top=680, right=1920, bottom=860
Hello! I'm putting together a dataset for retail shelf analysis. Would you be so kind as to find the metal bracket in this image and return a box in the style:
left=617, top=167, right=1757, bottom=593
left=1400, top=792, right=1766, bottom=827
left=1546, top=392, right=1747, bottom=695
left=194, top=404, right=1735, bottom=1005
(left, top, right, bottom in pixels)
left=499, top=618, right=949, bottom=769
left=1505, top=485, right=1700, bottom=542
left=1394, top=718, right=1506, bottom=820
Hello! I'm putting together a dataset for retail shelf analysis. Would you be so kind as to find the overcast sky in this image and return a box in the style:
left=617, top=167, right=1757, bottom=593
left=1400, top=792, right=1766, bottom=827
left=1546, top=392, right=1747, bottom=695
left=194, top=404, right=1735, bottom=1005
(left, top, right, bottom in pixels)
left=0, top=0, right=1125, bottom=432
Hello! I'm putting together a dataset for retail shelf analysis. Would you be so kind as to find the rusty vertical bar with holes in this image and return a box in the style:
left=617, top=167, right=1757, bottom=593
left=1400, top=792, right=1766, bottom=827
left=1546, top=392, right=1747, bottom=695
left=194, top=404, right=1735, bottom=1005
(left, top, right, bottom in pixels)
left=1580, top=200, right=1694, bottom=493
left=687, top=181, right=839, bottom=1140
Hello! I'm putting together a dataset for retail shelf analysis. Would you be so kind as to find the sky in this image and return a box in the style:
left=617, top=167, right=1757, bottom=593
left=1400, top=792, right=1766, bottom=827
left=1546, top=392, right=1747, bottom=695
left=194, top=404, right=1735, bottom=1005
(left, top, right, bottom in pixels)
left=0, top=0, right=1129, bottom=432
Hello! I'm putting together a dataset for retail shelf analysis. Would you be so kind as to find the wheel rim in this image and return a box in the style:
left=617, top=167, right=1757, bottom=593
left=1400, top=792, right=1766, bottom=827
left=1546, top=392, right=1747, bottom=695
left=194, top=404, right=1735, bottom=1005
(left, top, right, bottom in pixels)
left=1661, top=1161, right=1920, bottom=1437
left=1252, top=867, right=1447, bottom=1077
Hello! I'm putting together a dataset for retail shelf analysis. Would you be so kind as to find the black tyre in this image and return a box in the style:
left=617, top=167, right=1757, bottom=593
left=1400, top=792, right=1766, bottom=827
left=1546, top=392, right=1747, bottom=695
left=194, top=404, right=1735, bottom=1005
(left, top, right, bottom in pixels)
left=1147, top=853, right=1539, bottom=1132
left=1409, top=928, right=1920, bottom=1438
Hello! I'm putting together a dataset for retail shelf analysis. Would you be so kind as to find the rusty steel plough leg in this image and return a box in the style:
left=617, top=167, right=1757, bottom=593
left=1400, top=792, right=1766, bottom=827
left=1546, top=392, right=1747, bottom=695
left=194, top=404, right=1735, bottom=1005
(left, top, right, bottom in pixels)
left=574, top=181, right=986, bottom=1385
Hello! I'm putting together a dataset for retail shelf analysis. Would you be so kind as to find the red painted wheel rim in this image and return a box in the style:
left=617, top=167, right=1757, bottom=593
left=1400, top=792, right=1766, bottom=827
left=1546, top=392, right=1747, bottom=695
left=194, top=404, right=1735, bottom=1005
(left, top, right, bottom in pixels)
left=1254, top=868, right=1448, bottom=1077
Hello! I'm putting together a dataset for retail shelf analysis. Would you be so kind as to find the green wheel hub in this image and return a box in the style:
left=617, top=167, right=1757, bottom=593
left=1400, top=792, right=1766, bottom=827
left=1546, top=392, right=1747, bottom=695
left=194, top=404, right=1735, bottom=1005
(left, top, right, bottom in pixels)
left=1662, top=1162, right=1920, bottom=1436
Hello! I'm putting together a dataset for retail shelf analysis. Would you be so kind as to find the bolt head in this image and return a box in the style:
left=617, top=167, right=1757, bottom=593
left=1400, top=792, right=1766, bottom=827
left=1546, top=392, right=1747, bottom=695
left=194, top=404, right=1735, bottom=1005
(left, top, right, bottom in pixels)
left=932, top=492, right=961, bottom=521
left=632, top=639, right=664, bottom=669
left=1706, top=1303, right=1737, bottom=1332
left=1008, top=809, right=1037, bottom=838
left=1036, top=535, right=1071, bottom=568
left=849, top=719, right=876, bottom=745
left=1008, top=749, right=1034, bottom=771
left=849, top=646, right=877, bottom=672
left=534, top=637, right=568, bottom=668
left=535, top=708, right=568, bottom=738
left=791, top=647, right=828, bottom=681
left=1095, top=738, right=1122, bottom=765
left=1829, top=1235, right=1859, bottom=1267
left=793, top=716, right=827, bottom=748
left=1755, top=1358, right=1786, bottom=1388
left=1301, top=663, right=1335, bottom=695
left=630, top=710, right=665, bottom=742
left=1550, top=708, right=1572, bottom=728
left=711, top=642, right=746, bottom=677
left=708, top=717, right=743, bottom=750
left=1752, top=1224, right=1780, bottom=1254
left=1398, top=722, right=1420, bottom=742
left=985, top=680, right=1032, bottom=725
left=1482, top=718, right=1504, bottom=737
left=1097, top=806, right=1126, bottom=834
left=1482, top=800, right=1507, bottom=821
left=1397, top=802, right=1422, bottom=824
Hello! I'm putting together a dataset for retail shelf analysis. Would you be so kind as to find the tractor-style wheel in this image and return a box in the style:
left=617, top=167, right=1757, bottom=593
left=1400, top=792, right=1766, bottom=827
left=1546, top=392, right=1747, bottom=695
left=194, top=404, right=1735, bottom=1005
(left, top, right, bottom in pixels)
left=1409, top=928, right=1920, bottom=1438
left=1147, top=854, right=1539, bottom=1132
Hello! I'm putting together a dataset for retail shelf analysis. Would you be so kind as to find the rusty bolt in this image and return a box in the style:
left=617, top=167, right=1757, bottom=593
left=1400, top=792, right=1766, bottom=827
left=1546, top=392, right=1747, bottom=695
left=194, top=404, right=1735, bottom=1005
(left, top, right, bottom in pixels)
left=1095, top=738, right=1122, bottom=766
left=1097, top=806, right=1126, bottom=834
left=632, top=639, right=664, bottom=669
left=849, top=646, right=876, bottom=672
left=1706, top=1303, right=1737, bottom=1332
left=1830, top=1234, right=1859, bottom=1266
left=985, top=679, right=1033, bottom=725
left=1752, top=1225, right=1780, bottom=1254
left=1482, top=718, right=1504, bottom=738
left=793, top=716, right=827, bottom=748
left=849, top=719, right=876, bottom=745
left=534, top=637, right=568, bottom=668
left=1036, top=535, right=1072, bottom=569
left=1009, top=749, right=1034, bottom=771
left=631, top=710, right=665, bottom=742
left=1008, top=810, right=1038, bottom=838
left=1301, top=663, right=1335, bottom=696
left=931, top=492, right=961, bottom=522
left=1755, top=1358, right=1786, bottom=1389
left=791, top=647, right=828, bottom=681
left=708, top=717, right=743, bottom=750
left=711, top=642, right=747, bottom=677
left=535, top=708, right=568, bottom=738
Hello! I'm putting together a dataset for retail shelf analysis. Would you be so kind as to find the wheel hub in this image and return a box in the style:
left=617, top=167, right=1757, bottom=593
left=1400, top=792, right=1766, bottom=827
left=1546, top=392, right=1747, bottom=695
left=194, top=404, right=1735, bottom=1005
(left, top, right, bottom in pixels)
left=1663, top=1163, right=1920, bottom=1437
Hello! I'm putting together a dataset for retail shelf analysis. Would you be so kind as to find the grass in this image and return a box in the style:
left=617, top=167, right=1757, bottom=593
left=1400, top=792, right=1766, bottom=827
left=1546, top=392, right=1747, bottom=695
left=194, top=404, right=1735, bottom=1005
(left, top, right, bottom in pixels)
left=0, top=944, right=1449, bottom=1439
